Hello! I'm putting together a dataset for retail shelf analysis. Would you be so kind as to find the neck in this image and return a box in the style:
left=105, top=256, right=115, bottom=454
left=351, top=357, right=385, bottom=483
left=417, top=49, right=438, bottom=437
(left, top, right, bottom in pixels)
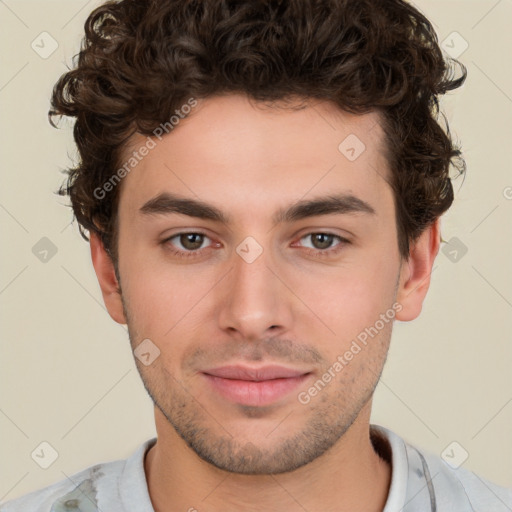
left=144, top=402, right=391, bottom=512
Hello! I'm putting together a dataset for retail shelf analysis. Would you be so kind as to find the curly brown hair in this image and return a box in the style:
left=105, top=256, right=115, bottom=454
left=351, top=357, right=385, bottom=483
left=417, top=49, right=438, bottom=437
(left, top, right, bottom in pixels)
left=50, top=0, right=467, bottom=263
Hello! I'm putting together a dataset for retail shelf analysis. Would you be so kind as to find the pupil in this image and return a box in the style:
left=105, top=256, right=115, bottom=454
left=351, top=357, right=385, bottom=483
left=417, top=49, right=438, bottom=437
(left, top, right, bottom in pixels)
left=313, top=234, right=332, bottom=249
left=182, top=233, right=203, bottom=250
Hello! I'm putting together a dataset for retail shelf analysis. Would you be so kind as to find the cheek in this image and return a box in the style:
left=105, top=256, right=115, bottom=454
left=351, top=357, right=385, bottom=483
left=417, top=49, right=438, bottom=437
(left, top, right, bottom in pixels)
left=302, top=264, right=396, bottom=326
left=120, top=256, right=217, bottom=339
left=294, top=259, right=398, bottom=340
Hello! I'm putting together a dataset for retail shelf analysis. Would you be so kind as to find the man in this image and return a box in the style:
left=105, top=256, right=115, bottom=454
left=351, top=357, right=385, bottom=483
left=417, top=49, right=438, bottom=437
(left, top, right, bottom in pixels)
left=2, top=0, right=511, bottom=511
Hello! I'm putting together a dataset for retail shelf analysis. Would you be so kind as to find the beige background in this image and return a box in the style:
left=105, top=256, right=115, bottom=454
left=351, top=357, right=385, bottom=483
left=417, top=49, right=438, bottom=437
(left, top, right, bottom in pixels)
left=1, top=0, right=511, bottom=502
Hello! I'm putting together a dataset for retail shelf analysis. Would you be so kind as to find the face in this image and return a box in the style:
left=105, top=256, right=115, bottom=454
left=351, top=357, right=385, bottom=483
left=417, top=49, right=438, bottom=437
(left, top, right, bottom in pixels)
left=94, top=94, right=427, bottom=475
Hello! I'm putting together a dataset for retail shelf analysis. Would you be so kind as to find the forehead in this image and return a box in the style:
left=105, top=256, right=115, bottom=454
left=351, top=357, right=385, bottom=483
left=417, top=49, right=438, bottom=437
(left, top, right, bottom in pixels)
left=118, top=94, right=392, bottom=223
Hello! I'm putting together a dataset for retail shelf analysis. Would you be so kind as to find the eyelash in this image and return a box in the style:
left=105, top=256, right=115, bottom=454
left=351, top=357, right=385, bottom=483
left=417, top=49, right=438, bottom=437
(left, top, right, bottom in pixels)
left=161, top=231, right=350, bottom=259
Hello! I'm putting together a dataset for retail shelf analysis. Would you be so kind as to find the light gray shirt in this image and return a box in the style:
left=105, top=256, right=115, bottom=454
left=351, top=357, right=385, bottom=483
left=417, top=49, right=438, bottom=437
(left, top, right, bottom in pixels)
left=1, top=425, right=511, bottom=511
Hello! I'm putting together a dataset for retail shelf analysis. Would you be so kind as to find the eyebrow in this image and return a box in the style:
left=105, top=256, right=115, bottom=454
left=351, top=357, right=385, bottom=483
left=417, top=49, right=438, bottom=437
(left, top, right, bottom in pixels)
left=139, top=192, right=376, bottom=225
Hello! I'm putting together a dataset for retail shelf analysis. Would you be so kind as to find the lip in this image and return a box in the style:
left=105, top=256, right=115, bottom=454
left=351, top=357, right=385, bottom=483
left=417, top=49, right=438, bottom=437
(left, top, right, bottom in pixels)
left=202, top=365, right=312, bottom=407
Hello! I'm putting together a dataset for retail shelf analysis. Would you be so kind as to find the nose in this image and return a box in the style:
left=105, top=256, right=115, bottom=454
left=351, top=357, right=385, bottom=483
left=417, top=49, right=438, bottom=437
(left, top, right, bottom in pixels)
left=217, top=241, right=294, bottom=342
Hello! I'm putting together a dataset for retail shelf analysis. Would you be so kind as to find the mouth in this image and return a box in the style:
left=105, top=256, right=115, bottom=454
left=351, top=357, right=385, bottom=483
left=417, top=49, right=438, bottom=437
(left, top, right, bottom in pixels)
left=201, top=365, right=312, bottom=407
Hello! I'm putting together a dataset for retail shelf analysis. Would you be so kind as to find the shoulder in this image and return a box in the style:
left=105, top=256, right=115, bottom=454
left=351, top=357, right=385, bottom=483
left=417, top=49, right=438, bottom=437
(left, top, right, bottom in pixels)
left=0, top=458, right=126, bottom=512
left=372, top=425, right=512, bottom=511
left=419, top=447, right=512, bottom=511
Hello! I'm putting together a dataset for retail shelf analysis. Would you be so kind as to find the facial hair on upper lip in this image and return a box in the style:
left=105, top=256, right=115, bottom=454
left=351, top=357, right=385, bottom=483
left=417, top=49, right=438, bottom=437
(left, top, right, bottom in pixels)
left=182, top=337, right=325, bottom=374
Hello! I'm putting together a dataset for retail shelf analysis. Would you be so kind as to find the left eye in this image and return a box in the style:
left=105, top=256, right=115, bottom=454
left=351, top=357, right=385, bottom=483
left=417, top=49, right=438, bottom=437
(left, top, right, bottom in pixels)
left=298, top=233, right=344, bottom=251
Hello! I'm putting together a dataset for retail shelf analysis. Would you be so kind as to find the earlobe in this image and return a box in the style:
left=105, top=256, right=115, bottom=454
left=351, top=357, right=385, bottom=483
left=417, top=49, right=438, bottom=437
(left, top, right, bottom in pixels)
left=395, top=219, right=441, bottom=322
left=90, top=232, right=127, bottom=324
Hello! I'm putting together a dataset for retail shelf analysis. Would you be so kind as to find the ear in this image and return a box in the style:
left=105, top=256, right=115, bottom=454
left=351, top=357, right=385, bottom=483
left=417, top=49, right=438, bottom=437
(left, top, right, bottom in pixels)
left=90, top=232, right=127, bottom=324
left=395, top=218, right=441, bottom=322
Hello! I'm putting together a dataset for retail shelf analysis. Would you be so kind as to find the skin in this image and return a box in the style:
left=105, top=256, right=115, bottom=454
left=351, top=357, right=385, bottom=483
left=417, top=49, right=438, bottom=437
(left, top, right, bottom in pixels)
left=91, top=93, right=440, bottom=512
